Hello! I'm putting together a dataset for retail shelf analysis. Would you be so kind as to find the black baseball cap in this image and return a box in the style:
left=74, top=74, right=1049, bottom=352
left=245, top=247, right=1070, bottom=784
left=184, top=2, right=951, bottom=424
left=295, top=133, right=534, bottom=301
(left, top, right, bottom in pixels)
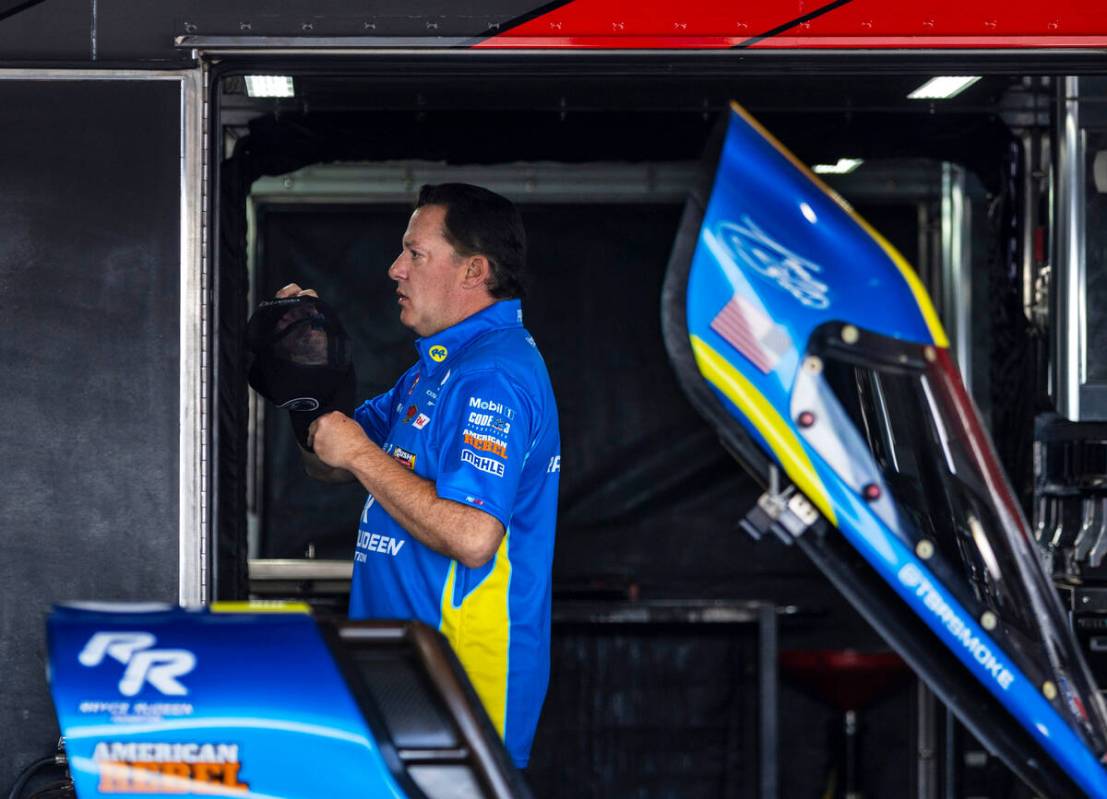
left=246, top=295, right=356, bottom=450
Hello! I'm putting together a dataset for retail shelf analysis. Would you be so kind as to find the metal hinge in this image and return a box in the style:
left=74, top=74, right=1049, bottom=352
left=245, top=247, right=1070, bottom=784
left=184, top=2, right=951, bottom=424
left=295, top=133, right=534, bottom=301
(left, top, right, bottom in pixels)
left=740, top=465, right=822, bottom=544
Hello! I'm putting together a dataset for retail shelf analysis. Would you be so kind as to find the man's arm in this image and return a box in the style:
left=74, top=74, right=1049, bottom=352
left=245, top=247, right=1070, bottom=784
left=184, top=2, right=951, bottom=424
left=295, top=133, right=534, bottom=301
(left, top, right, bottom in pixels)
left=309, top=411, right=504, bottom=568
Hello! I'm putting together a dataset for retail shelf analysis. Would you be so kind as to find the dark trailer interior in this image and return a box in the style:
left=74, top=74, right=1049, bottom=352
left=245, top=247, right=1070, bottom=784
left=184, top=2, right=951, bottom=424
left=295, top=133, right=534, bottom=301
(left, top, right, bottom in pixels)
left=213, top=62, right=1039, bottom=798
left=4, top=7, right=1107, bottom=797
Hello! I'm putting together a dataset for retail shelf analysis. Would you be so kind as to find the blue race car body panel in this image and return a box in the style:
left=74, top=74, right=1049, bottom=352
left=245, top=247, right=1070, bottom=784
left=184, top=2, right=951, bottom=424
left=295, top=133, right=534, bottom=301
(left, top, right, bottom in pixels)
left=48, top=603, right=408, bottom=798
left=681, top=103, right=1107, bottom=797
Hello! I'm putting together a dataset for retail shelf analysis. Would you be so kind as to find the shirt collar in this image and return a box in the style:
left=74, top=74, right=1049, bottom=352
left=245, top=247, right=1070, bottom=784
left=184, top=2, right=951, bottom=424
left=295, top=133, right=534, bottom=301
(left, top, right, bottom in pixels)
left=415, top=299, right=523, bottom=374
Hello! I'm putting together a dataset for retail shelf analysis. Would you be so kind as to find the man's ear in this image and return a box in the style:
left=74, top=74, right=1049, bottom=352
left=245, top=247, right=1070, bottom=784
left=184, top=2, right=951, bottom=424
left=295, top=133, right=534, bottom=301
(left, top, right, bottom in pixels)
left=461, top=255, right=490, bottom=289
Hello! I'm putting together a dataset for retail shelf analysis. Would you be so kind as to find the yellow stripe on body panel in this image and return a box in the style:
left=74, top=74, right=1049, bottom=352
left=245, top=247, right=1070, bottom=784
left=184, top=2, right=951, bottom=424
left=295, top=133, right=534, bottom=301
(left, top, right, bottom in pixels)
left=691, top=334, right=837, bottom=525
left=439, top=533, right=512, bottom=737
left=727, top=101, right=949, bottom=349
left=210, top=601, right=311, bottom=614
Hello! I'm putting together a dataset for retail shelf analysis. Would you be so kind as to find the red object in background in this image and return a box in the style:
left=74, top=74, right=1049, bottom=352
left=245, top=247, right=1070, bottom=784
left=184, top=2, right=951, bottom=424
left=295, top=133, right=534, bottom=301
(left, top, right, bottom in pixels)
left=780, top=650, right=911, bottom=712
left=476, top=0, right=1107, bottom=49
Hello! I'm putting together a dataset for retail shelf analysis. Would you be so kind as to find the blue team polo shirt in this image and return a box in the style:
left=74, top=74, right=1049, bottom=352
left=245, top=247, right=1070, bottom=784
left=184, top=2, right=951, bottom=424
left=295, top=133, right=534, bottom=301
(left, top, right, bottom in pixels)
left=350, top=298, right=560, bottom=768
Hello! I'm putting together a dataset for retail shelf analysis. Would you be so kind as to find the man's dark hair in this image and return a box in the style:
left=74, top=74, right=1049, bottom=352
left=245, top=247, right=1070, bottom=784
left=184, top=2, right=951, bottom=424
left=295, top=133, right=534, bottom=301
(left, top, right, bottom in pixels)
left=416, top=183, right=527, bottom=300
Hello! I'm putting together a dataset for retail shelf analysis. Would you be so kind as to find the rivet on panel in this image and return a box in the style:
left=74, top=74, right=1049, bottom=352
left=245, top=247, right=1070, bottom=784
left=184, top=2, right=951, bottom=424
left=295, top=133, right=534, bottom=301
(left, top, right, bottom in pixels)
left=803, top=356, right=823, bottom=374
left=841, top=325, right=860, bottom=344
left=916, top=539, right=934, bottom=560
left=980, top=611, right=997, bottom=631
left=1042, top=681, right=1057, bottom=700
left=924, top=346, right=937, bottom=363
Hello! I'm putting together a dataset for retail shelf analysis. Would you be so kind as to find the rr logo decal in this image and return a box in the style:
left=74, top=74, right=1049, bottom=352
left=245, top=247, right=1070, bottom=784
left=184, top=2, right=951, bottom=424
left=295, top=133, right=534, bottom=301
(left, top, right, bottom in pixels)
left=79, top=633, right=196, bottom=697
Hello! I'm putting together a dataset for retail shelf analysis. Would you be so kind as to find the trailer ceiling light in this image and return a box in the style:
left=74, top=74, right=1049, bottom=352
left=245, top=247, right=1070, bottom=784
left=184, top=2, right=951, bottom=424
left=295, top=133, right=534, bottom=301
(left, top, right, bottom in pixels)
left=812, top=158, right=863, bottom=175
left=245, top=75, right=295, bottom=98
left=907, top=76, right=981, bottom=100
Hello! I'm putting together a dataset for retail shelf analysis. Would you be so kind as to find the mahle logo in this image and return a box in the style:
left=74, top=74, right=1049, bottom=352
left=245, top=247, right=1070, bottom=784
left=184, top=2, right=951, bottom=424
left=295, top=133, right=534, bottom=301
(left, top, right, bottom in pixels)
left=429, top=345, right=448, bottom=362
left=79, top=632, right=196, bottom=697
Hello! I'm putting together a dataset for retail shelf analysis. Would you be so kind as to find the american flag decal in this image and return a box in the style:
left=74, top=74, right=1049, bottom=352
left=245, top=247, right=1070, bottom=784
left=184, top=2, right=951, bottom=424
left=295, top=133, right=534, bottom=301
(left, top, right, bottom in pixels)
left=710, top=295, right=789, bottom=374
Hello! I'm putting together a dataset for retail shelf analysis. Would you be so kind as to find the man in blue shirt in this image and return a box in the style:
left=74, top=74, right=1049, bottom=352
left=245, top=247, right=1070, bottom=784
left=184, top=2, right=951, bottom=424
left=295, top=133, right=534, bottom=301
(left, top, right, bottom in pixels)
left=281, top=184, right=560, bottom=769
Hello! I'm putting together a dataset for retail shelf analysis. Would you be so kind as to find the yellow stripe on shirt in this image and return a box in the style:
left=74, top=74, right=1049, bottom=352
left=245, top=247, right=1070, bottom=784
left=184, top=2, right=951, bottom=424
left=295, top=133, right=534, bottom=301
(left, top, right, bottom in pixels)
left=439, top=532, right=512, bottom=737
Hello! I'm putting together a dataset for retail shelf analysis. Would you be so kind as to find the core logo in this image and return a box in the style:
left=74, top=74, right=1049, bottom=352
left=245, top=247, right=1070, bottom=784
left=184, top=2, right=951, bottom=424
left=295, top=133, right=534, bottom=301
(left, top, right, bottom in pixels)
left=429, top=345, right=448, bottom=362
left=467, top=411, right=511, bottom=435
left=79, top=633, right=195, bottom=697
left=461, top=448, right=506, bottom=478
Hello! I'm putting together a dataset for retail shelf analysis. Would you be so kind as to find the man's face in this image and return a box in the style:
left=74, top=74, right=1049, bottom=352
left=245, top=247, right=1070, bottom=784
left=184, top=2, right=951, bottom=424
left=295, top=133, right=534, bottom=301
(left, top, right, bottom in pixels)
left=388, top=204, right=467, bottom=337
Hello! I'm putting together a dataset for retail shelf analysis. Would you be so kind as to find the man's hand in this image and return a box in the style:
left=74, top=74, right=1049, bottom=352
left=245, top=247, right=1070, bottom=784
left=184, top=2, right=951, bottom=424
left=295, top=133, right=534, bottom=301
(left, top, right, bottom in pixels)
left=308, top=412, right=374, bottom=472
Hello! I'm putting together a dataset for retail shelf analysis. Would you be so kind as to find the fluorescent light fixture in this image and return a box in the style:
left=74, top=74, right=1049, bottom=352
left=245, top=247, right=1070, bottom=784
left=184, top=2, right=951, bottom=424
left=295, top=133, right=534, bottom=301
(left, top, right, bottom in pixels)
left=908, top=76, right=981, bottom=100
left=812, top=158, right=863, bottom=175
left=245, top=75, right=295, bottom=98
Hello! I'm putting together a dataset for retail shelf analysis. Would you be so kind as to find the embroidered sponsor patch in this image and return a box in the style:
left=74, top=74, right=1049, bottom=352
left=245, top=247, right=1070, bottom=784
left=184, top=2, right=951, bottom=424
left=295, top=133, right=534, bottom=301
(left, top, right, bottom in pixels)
left=413, top=413, right=430, bottom=430
left=462, top=429, right=507, bottom=458
left=391, top=447, right=416, bottom=470
left=402, top=405, right=418, bottom=424
left=467, top=411, right=511, bottom=434
left=460, top=448, right=505, bottom=478
left=468, top=395, right=515, bottom=420
left=429, top=345, right=448, bottom=362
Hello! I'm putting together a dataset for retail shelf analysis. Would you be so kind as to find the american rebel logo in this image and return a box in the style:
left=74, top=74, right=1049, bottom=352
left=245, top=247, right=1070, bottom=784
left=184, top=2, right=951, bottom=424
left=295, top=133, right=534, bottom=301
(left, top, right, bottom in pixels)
left=79, top=633, right=196, bottom=697
left=463, top=429, right=508, bottom=458
left=92, top=742, right=247, bottom=794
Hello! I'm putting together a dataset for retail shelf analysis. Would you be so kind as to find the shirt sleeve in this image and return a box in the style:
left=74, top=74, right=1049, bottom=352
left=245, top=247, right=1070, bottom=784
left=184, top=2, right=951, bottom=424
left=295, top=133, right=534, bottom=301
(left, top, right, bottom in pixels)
left=433, top=370, right=533, bottom=528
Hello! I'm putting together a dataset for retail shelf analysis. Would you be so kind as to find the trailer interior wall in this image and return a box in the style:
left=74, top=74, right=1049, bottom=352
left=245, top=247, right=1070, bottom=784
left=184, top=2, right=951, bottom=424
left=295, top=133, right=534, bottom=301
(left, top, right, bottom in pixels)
left=0, top=74, right=192, bottom=787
